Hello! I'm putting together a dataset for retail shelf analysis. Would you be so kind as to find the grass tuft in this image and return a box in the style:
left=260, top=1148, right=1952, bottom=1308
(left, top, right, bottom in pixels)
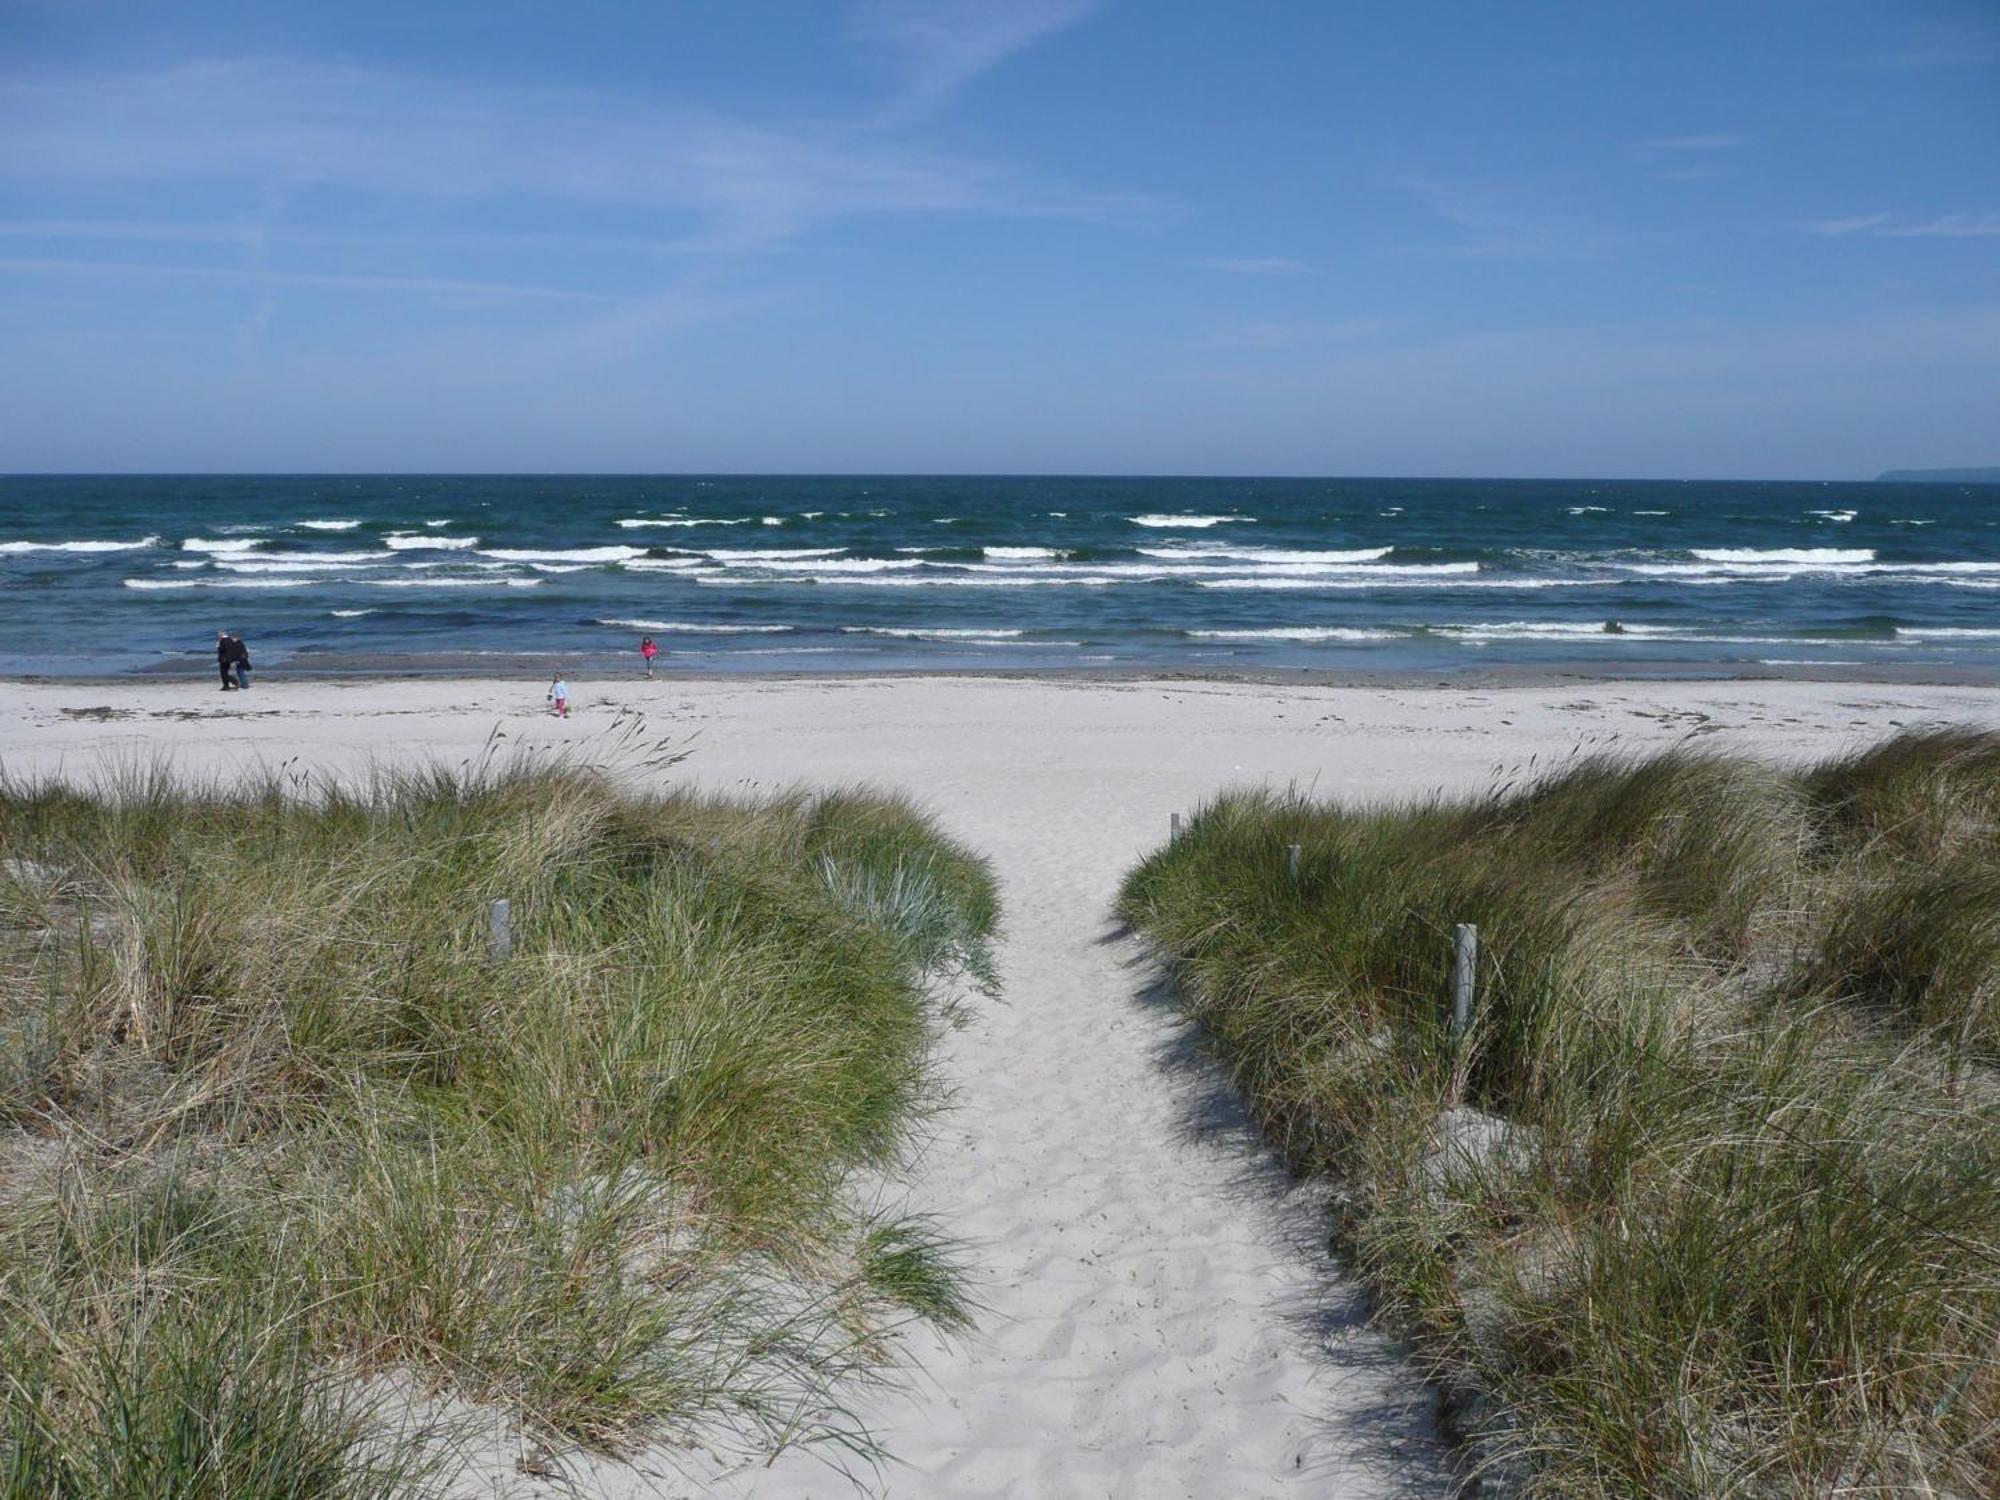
left=1120, top=731, right=2000, bottom=1496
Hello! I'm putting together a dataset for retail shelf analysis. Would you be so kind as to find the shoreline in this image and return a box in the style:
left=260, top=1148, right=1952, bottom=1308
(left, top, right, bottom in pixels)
left=16, top=658, right=2000, bottom=691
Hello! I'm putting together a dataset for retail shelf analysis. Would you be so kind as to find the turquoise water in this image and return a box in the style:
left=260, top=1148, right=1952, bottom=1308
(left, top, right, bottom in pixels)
left=4, top=474, right=1999, bottom=677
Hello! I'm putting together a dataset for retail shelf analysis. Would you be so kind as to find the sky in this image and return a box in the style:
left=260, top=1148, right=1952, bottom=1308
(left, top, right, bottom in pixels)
left=1, top=0, right=1996, bottom=478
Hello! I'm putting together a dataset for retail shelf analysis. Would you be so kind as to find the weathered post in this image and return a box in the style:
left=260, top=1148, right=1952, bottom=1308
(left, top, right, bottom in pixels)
left=1286, top=843, right=1302, bottom=881
left=488, top=898, right=513, bottom=960
left=1452, top=923, right=1478, bottom=1038
left=1171, top=812, right=1184, bottom=842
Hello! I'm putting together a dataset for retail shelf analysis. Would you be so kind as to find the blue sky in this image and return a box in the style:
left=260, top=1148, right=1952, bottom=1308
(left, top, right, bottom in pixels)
left=1, top=0, right=1995, bottom=477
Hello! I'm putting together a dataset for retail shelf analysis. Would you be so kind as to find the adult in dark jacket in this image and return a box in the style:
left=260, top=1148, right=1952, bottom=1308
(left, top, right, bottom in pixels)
left=216, top=631, right=235, bottom=690
left=229, top=632, right=252, bottom=690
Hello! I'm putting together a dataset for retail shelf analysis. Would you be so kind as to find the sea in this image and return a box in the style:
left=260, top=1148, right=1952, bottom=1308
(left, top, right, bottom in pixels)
left=4, top=474, right=2000, bottom=680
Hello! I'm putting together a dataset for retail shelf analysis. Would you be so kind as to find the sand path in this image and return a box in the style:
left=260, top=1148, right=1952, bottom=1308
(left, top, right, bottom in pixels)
left=11, top=674, right=2000, bottom=1497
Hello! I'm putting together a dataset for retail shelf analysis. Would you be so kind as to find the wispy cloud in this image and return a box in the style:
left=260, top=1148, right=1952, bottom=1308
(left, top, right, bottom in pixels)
left=0, top=58, right=1155, bottom=255
left=1195, top=256, right=1308, bottom=276
left=1394, top=175, right=1591, bottom=259
left=0, top=256, right=609, bottom=302
left=1808, top=211, right=2000, bottom=239
left=848, top=0, right=1104, bottom=118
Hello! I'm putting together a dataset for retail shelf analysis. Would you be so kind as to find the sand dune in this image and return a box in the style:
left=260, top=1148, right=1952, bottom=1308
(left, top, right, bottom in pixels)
left=8, top=673, right=1999, bottom=1497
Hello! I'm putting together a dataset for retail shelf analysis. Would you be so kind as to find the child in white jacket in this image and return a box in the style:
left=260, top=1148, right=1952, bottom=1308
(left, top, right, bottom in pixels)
left=547, top=674, right=569, bottom=719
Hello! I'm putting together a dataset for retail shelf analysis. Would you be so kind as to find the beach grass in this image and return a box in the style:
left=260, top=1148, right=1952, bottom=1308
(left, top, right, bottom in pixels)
left=0, top=751, right=997, bottom=1492
left=1119, top=731, right=2000, bottom=1496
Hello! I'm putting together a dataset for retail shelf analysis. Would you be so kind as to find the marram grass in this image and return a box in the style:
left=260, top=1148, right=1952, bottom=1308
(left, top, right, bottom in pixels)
left=0, top=754, right=996, bottom=1494
left=1120, top=731, right=2000, bottom=1498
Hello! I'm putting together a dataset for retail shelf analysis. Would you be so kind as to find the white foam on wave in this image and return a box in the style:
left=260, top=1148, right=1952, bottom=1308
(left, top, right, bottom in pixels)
left=124, top=576, right=319, bottom=590
left=238, top=550, right=391, bottom=565
left=1, top=535, right=161, bottom=554
left=477, top=546, right=649, bottom=564
left=295, top=519, right=361, bottom=531
left=1436, top=621, right=1685, bottom=640
left=1127, top=513, right=1251, bottom=528
left=1187, top=627, right=1401, bottom=642
left=1632, top=510, right=1671, bottom=516
left=697, top=573, right=1114, bottom=589
left=330, top=608, right=376, bottom=618
left=1691, top=548, right=1874, bottom=564
left=761, top=516, right=784, bottom=526
left=215, top=560, right=374, bottom=574
left=181, top=537, right=263, bottom=554
left=623, top=558, right=709, bottom=572
left=1567, top=506, right=1610, bottom=515
left=424, top=519, right=451, bottom=527
left=984, top=546, right=1071, bottom=561
left=842, top=626, right=1027, bottom=640
left=385, top=534, right=479, bottom=550
left=596, top=618, right=792, bottom=634
left=1809, top=509, right=1858, bottom=522
left=1897, top=627, right=2000, bottom=639
left=616, top=517, right=748, bottom=528
left=1136, top=546, right=1392, bottom=564
left=1199, top=575, right=1602, bottom=591
left=733, top=557, right=926, bottom=574
left=705, top=548, right=845, bottom=560
left=367, top=577, right=542, bottom=589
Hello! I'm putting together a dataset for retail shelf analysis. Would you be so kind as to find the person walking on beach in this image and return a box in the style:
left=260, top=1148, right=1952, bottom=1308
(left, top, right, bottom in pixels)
left=216, top=630, right=235, bottom=691
left=547, top=673, right=569, bottom=719
left=229, top=632, right=252, bottom=690
left=640, top=635, right=658, bottom=678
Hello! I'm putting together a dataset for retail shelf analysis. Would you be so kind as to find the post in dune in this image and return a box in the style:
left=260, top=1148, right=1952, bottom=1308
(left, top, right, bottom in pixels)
left=1171, top=811, right=1184, bottom=842
left=1286, top=843, right=1302, bottom=881
left=487, top=897, right=513, bottom=960
left=1452, top=922, right=1478, bottom=1039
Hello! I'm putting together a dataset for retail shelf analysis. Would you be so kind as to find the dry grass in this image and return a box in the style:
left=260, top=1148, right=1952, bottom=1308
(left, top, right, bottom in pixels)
left=1120, top=731, right=2000, bottom=1497
left=0, top=750, right=997, bottom=1496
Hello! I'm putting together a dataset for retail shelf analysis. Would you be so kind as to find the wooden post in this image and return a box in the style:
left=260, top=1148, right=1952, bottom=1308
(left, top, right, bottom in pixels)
left=1171, top=812, right=1184, bottom=842
left=1452, top=923, right=1477, bottom=1038
left=1286, top=843, right=1302, bottom=881
left=488, top=898, right=513, bottom=960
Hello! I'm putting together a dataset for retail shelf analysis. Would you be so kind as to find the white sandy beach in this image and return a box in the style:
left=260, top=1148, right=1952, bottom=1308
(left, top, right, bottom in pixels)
left=8, top=673, right=2000, bottom=1498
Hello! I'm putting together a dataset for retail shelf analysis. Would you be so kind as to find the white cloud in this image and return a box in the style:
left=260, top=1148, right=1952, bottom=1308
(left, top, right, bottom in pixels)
left=1807, top=211, right=2000, bottom=239
left=849, top=0, right=1104, bottom=117
left=0, top=58, right=1154, bottom=254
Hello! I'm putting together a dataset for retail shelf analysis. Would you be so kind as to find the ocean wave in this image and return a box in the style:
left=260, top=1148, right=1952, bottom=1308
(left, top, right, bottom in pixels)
left=330, top=608, right=376, bottom=618
left=731, top=557, right=927, bottom=573
left=1186, top=627, right=1401, bottom=642
left=366, top=577, right=543, bottom=589
left=384, top=534, right=479, bottom=550
left=595, top=618, right=792, bottom=633
left=1690, top=547, right=1874, bottom=564
left=477, top=546, right=649, bottom=563
left=1898, top=627, right=2000, bottom=639
left=1135, top=546, right=1393, bottom=564
left=841, top=626, right=1027, bottom=640
left=295, top=519, right=360, bottom=531
left=615, top=517, right=749, bottom=528
left=181, top=537, right=263, bottom=554
left=696, top=573, right=1115, bottom=589
left=1198, top=576, right=1603, bottom=591
left=622, top=558, right=709, bottom=571
left=1, top=535, right=161, bottom=553
left=238, top=550, right=391, bottom=564
left=704, top=547, right=846, bottom=560
left=1435, top=621, right=1683, bottom=639
left=984, top=546, right=1071, bottom=560
left=1809, top=509, right=1858, bottom=522
left=124, top=576, right=320, bottom=590
left=761, top=516, right=784, bottom=526
left=214, top=560, right=375, bottom=574
left=1127, top=513, right=1252, bottom=528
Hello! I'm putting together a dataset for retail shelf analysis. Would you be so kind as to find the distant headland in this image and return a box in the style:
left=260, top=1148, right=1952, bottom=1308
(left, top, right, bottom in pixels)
left=1876, top=466, right=2000, bottom=483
